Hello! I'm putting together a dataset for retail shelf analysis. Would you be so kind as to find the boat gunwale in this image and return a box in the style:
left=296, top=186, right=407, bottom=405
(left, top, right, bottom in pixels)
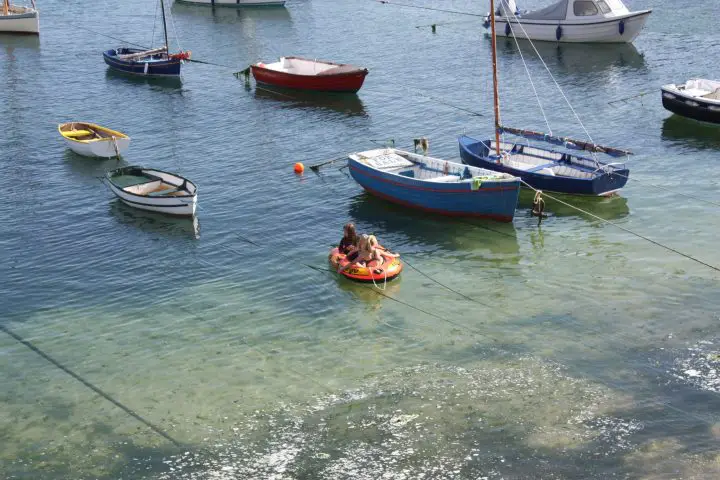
left=106, top=167, right=197, bottom=199
left=58, top=122, right=129, bottom=144
left=492, top=9, right=651, bottom=27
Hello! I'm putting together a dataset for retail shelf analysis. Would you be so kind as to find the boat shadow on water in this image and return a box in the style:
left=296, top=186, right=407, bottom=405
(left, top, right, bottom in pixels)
left=171, top=1, right=291, bottom=25
left=348, top=193, right=520, bottom=257
left=0, top=33, right=40, bottom=51
left=661, top=114, right=720, bottom=150
left=63, top=151, right=127, bottom=181
left=499, top=38, right=646, bottom=75
left=517, top=189, right=630, bottom=223
left=253, top=85, right=368, bottom=117
left=108, top=201, right=200, bottom=239
left=104, top=68, right=184, bottom=92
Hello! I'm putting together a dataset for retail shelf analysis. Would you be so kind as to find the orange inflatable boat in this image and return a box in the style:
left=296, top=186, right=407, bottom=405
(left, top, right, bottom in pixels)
left=328, top=247, right=403, bottom=283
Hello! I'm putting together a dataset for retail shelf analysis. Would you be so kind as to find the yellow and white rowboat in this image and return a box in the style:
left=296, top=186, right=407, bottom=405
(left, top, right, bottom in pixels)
left=58, top=122, right=131, bottom=158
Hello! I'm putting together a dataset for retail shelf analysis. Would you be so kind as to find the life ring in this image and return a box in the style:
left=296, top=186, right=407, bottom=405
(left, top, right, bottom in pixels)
left=328, top=247, right=403, bottom=283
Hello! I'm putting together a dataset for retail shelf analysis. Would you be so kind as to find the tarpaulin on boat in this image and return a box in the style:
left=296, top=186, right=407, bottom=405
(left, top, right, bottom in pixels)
left=519, top=0, right=569, bottom=20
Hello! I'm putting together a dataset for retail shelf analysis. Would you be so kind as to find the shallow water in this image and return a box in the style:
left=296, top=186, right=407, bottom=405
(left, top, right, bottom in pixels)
left=2, top=0, right=720, bottom=478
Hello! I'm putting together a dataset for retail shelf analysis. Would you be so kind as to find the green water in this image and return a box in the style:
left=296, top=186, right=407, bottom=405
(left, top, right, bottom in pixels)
left=2, top=0, right=720, bottom=478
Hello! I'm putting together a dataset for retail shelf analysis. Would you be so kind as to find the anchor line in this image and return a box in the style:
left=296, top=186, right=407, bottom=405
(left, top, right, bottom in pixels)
left=519, top=180, right=720, bottom=274
left=0, top=323, right=183, bottom=447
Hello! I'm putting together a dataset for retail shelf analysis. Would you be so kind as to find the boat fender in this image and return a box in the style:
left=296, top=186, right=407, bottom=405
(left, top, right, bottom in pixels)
left=555, top=25, right=562, bottom=41
left=505, top=22, right=511, bottom=37
left=618, top=20, right=625, bottom=35
left=144, top=62, right=149, bottom=75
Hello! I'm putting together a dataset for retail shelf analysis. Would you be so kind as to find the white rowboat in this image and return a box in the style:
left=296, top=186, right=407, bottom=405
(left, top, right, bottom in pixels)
left=175, top=0, right=285, bottom=6
left=104, top=167, right=198, bottom=217
left=58, top=122, right=131, bottom=158
left=0, top=0, right=39, bottom=34
left=486, top=0, right=651, bottom=44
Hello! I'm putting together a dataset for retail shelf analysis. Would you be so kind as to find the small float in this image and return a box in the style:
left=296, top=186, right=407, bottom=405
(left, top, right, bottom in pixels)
left=251, top=57, right=368, bottom=93
left=0, top=0, right=39, bottom=34
left=58, top=122, right=131, bottom=158
left=661, top=78, right=720, bottom=125
left=328, top=247, right=402, bottom=283
left=104, top=166, right=198, bottom=216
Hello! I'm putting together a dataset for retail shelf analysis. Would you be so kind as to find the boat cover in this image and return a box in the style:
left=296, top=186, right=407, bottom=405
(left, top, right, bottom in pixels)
left=519, top=0, right=569, bottom=20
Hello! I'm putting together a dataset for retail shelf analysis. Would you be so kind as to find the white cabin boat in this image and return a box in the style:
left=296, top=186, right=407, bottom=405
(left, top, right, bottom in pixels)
left=485, top=0, right=651, bottom=43
left=0, top=0, right=39, bottom=34
left=58, top=122, right=131, bottom=158
left=175, top=0, right=285, bottom=6
left=104, top=167, right=198, bottom=216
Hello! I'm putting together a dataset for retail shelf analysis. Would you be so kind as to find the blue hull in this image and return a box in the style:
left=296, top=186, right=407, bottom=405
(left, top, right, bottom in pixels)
left=348, top=157, right=520, bottom=222
left=459, top=136, right=629, bottom=196
left=103, top=48, right=182, bottom=77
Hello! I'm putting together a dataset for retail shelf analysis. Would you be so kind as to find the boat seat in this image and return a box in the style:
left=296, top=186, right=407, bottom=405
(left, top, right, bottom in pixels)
left=525, top=162, right=558, bottom=173
left=426, top=174, right=460, bottom=183
left=147, top=187, right=180, bottom=197
left=64, top=130, right=94, bottom=138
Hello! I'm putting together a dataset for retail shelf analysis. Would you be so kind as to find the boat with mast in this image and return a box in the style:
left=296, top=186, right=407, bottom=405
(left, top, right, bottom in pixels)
left=103, top=0, right=190, bottom=77
left=459, top=0, right=631, bottom=196
left=0, top=0, right=39, bottom=34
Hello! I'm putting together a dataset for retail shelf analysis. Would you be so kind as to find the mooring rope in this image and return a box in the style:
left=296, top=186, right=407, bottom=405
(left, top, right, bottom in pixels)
left=0, top=323, right=183, bottom=447
left=519, top=180, right=720, bottom=274
left=374, top=0, right=484, bottom=17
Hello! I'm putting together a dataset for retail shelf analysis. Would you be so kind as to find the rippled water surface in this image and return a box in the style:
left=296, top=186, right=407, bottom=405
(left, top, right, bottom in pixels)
left=2, top=0, right=720, bottom=478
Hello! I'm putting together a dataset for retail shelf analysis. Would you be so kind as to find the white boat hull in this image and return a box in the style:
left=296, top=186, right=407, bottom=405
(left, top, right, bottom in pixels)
left=0, top=8, right=39, bottom=34
left=106, top=168, right=198, bottom=217
left=175, top=0, right=285, bottom=6
left=63, top=136, right=131, bottom=158
left=492, top=11, right=650, bottom=43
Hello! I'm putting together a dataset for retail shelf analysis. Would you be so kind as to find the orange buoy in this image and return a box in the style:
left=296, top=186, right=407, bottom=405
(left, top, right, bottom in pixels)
left=294, top=162, right=305, bottom=174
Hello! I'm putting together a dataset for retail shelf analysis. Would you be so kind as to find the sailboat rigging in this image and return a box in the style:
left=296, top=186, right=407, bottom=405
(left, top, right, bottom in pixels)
left=459, top=0, right=631, bottom=196
left=102, top=0, right=190, bottom=77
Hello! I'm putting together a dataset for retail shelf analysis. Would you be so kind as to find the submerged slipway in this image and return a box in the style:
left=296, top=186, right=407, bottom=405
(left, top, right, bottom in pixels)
left=2, top=0, right=720, bottom=478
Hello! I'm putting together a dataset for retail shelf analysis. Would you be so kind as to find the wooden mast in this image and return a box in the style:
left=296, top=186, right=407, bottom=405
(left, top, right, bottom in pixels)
left=489, top=0, right=502, bottom=156
left=159, top=0, right=170, bottom=54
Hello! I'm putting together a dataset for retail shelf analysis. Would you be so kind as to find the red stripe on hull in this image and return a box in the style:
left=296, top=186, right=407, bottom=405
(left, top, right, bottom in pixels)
left=251, top=66, right=368, bottom=93
left=361, top=184, right=514, bottom=223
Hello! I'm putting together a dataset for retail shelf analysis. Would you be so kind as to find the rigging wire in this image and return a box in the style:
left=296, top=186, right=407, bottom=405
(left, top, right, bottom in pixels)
left=506, top=19, right=552, bottom=135
left=502, top=9, right=597, bottom=148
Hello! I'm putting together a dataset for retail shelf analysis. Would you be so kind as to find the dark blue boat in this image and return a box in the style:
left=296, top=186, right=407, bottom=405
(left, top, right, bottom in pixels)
left=460, top=0, right=631, bottom=197
left=103, top=0, right=189, bottom=78
left=103, top=48, right=184, bottom=77
left=459, top=131, right=630, bottom=196
left=348, top=148, right=520, bottom=222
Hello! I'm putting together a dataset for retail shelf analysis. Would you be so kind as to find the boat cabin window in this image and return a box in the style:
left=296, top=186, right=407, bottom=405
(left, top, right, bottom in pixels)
left=573, top=1, right=599, bottom=16
left=596, top=0, right=611, bottom=14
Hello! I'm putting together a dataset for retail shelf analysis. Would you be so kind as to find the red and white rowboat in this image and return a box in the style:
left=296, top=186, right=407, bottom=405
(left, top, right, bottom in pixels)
left=251, top=56, right=368, bottom=93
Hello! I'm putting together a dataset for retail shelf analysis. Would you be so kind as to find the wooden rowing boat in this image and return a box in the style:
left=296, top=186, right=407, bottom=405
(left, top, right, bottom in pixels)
left=58, top=122, right=131, bottom=158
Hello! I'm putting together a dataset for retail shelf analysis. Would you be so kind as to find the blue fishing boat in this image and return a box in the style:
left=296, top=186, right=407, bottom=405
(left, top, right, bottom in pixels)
left=460, top=0, right=631, bottom=196
left=348, top=148, right=521, bottom=222
left=103, top=0, right=190, bottom=78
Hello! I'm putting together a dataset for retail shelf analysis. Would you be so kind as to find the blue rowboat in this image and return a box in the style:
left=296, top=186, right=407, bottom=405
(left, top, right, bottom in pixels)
left=103, top=47, right=184, bottom=77
left=348, top=148, right=520, bottom=222
left=458, top=133, right=630, bottom=196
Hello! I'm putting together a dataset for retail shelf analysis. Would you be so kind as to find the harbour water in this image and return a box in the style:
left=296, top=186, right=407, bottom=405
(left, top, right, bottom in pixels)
left=2, top=0, right=720, bottom=478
